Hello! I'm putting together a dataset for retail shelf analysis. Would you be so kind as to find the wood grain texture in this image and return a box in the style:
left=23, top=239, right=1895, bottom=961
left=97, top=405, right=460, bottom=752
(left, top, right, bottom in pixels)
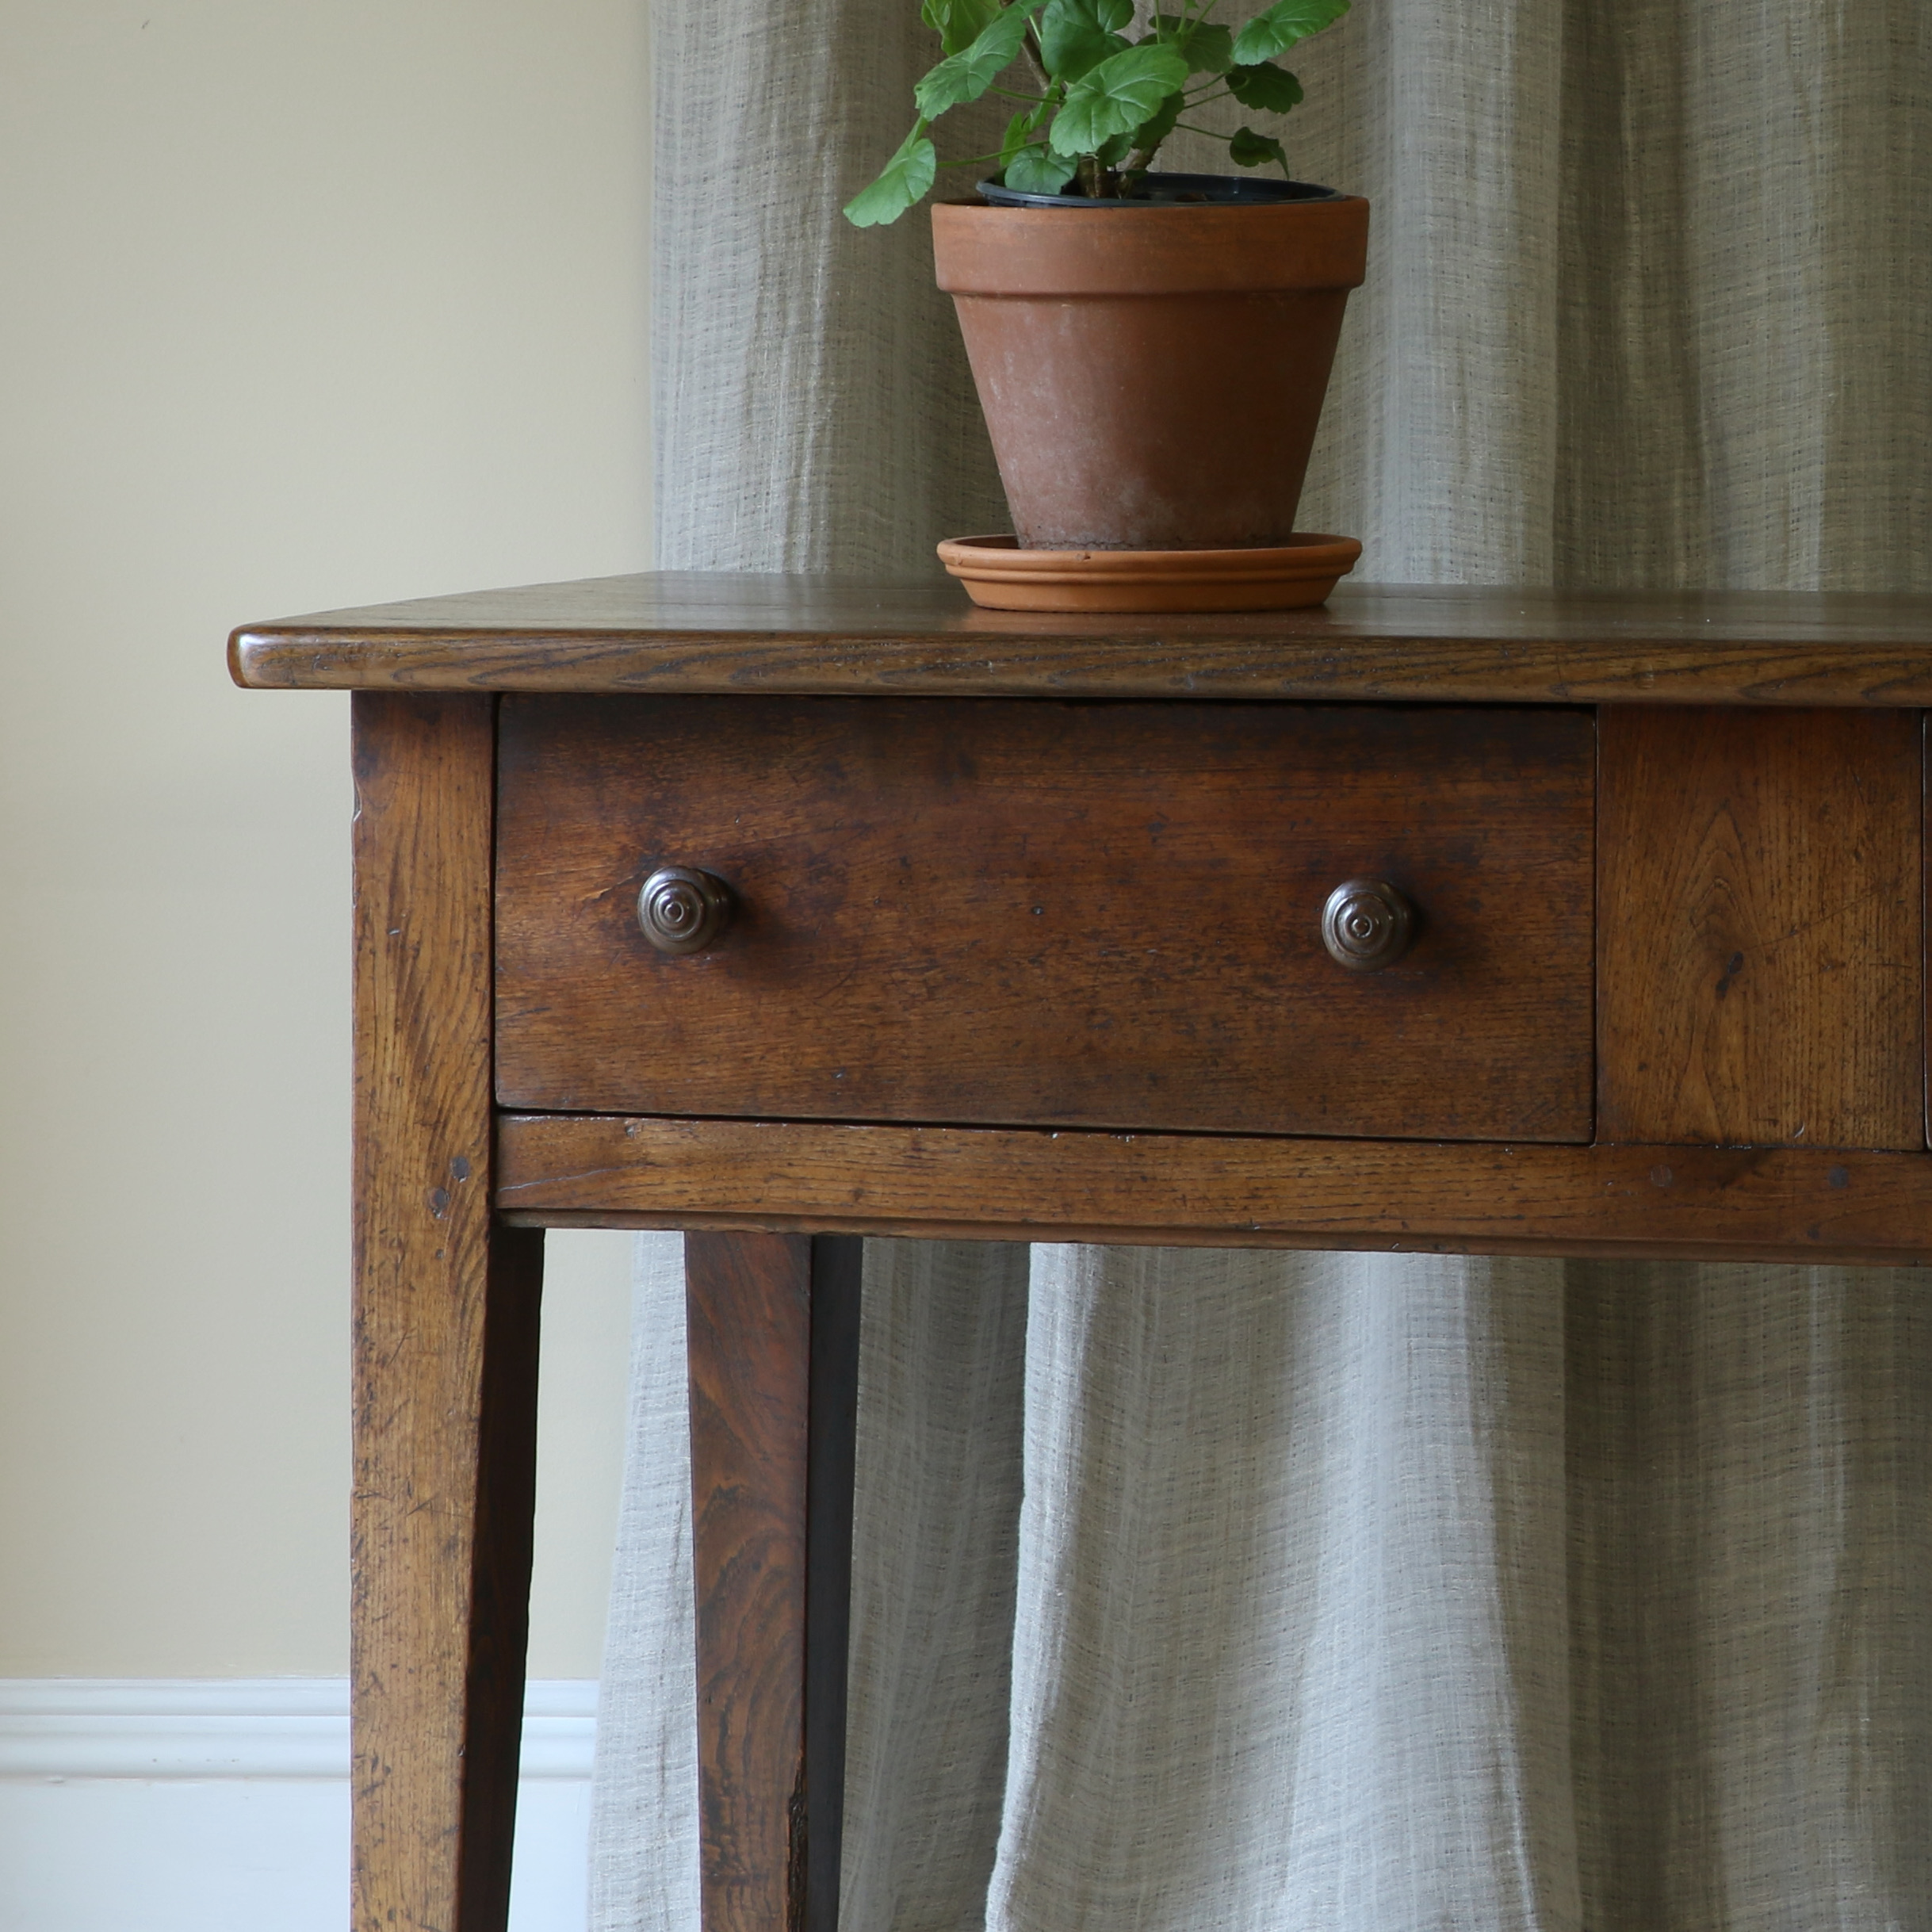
left=231, top=576, right=1932, bottom=706
left=352, top=692, right=541, bottom=1932
left=687, top=1233, right=860, bottom=1932
left=801, top=1236, right=861, bottom=1932
left=498, top=1113, right=1932, bottom=1263
left=1599, top=707, right=1924, bottom=1149
left=495, top=696, right=1595, bottom=1142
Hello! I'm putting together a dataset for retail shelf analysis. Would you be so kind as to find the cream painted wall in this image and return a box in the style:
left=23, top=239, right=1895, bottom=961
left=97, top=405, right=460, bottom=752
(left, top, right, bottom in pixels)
left=0, top=0, right=649, bottom=1678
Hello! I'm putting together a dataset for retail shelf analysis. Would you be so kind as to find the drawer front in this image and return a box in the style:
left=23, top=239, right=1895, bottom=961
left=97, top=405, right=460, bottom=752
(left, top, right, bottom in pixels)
left=495, top=697, right=1596, bottom=1142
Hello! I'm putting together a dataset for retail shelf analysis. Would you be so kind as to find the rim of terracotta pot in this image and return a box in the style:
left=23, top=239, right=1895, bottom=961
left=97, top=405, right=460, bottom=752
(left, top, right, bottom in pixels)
left=976, top=169, right=1343, bottom=209
left=931, top=193, right=1370, bottom=296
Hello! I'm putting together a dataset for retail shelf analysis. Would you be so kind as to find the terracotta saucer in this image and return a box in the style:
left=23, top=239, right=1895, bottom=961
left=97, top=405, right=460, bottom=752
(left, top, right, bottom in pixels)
left=936, top=533, right=1362, bottom=614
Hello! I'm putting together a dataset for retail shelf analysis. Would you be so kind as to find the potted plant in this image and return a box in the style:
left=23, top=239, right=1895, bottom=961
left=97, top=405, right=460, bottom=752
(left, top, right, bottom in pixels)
left=844, top=0, right=1368, bottom=610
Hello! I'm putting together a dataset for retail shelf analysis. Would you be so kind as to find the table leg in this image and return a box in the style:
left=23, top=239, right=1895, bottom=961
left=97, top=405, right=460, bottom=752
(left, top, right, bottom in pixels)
left=687, top=1232, right=863, bottom=1932
left=351, top=691, right=541, bottom=1932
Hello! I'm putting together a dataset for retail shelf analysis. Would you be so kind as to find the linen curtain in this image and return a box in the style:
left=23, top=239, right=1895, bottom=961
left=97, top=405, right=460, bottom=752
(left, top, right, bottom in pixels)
left=591, top=2, right=1932, bottom=1926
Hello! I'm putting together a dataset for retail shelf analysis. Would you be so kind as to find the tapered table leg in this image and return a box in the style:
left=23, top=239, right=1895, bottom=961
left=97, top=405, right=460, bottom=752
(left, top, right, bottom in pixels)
left=687, top=1232, right=863, bottom=1932
left=351, top=691, right=541, bottom=1932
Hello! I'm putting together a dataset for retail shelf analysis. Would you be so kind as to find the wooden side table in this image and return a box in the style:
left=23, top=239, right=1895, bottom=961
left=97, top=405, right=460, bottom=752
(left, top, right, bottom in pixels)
left=231, top=578, right=1932, bottom=1932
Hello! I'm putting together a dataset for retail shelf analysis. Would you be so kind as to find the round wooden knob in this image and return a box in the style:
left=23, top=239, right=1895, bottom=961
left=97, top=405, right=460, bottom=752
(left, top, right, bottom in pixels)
left=638, top=866, right=734, bottom=955
left=1321, top=878, right=1413, bottom=972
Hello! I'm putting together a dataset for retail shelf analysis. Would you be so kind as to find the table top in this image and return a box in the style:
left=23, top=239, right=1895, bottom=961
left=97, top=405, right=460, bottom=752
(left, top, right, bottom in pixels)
left=229, top=572, right=1932, bottom=706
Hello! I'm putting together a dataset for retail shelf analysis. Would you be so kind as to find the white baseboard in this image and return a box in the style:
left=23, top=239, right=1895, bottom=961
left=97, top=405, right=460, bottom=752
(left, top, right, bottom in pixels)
left=0, top=1678, right=595, bottom=1932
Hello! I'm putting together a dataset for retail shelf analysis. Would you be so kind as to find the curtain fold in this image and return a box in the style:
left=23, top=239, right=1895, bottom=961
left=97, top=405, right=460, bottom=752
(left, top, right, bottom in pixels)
left=648, top=0, right=1004, bottom=568
left=596, top=1245, right=1932, bottom=1930
left=988, top=1250, right=1579, bottom=1932
left=593, top=2, right=1932, bottom=1925
left=840, top=1241, right=1030, bottom=1932
left=1563, top=1264, right=1932, bottom=1926
left=591, top=1236, right=698, bottom=1932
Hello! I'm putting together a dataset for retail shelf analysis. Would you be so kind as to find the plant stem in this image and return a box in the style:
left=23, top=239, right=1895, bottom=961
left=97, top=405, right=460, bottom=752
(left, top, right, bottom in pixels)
left=1022, top=25, right=1052, bottom=90
left=1075, top=153, right=1123, bottom=197
left=935, top=147, right=1035, bottom=170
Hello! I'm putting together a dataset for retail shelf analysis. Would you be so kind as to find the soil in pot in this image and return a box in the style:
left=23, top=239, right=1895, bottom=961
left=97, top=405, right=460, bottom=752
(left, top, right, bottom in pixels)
left=976, top=169, right=1343, bottom=209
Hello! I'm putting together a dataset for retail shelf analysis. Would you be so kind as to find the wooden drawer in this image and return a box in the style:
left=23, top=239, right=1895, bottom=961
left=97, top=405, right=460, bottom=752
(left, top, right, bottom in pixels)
left=495, top=696, right=1596, bottom=1141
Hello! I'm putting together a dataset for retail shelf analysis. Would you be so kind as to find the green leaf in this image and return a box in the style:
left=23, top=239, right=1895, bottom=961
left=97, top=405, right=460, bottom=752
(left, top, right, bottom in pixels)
left=1231, top=0, right=1348, bottom=65
left=1003, top=143, right=1078, bottom=193
left=921, top=0, right=1005, bottom=56
left=1124, top=86, right=1184, bottom=156
left=1228, top=124, right=1290, bottom=174
left=1150, top=15, right=1234, bottom=73
left=843, top=122, right=939, bottom=227
left=1226, top=59, right=1303, bottom=112
left=1000, top=104, right=1049, bottom=169
left=1039, top=0, right=1133, bottom=82
left=915, top=6, right=1035, bottom=117
left=1182, top=21, right=1236, bottom=71
left=1050, top=43, right=1190, bottom=153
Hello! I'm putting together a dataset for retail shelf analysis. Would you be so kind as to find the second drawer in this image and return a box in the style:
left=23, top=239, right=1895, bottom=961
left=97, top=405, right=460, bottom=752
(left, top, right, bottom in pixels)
left=495, top=695, right=1595, bottom=1142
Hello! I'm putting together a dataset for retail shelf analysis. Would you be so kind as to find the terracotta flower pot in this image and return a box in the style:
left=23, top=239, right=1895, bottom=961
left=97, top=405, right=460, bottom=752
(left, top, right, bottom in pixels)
left=932, top=191, right=1369, bottom=552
